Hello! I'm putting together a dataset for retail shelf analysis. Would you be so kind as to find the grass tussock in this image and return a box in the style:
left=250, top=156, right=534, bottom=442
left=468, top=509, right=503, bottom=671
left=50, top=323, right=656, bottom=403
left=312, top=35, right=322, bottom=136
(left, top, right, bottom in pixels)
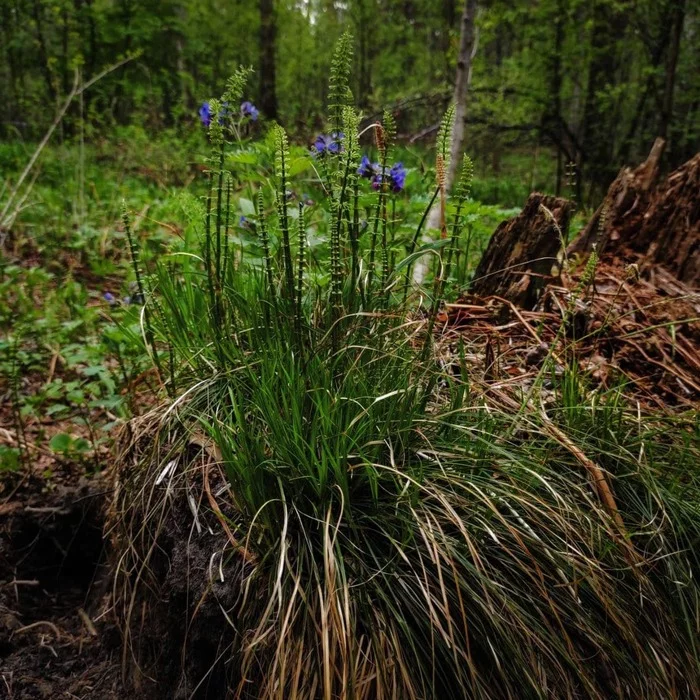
left=110, top=41, right=700, bottom=699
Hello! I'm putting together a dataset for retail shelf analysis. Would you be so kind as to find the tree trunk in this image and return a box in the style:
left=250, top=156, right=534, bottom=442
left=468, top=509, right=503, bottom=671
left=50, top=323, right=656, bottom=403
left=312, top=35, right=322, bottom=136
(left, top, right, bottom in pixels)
left=259, top=0, right=278, bottom=120
left=31, top=0, right=57, bottom=104
left=447, top=0, right=478, bottom=187
left=659, top=0, right=686, bottom=143
left=548, top=0, right=564, bottom=195
left=580, top=1, right=629, bottom=201
left=356, top=0, right=372, bottom=108
left=414, top=0, right=477, bottom=283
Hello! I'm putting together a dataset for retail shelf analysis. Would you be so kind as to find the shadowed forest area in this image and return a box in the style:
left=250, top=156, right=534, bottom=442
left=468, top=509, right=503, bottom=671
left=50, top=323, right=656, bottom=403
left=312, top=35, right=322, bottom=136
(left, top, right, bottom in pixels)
left=1, top=2, right=700, bottom=699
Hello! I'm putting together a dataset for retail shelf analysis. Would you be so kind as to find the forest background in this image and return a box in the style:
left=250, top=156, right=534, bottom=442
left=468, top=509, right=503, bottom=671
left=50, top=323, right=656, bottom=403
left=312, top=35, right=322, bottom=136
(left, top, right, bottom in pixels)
left=1, top=0, right=698, bottom=205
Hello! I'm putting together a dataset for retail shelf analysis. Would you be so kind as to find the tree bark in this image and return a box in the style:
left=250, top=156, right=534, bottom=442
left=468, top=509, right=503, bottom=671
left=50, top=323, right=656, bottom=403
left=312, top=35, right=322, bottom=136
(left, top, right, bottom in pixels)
left=569, top=138, right=666, bottom=257
left=659, top=0, right=686, bottom=143
left=471, top=193, right=574, bottom=308
left=447, top=0, right=478, bottom=187
left=259, top=0, right=278, bottom=120
left=568, top=141, right=700, bottom=286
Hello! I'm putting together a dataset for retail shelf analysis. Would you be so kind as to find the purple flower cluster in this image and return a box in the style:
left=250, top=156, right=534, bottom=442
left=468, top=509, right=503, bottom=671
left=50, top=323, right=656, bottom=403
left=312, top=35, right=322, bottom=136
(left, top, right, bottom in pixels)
left=240, top=101, right=259, bottom=121
left=312, top=132, right=344, bottom=156
left=357, top=156, right=407, bottom=193
left=198, top=101, right=220, bottom=127
left=198, top=100, right=259, bottom=126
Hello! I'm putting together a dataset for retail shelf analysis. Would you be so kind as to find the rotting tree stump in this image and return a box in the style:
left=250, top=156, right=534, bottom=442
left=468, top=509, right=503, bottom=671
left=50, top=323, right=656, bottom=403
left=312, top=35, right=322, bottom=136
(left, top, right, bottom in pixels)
left=638, top=152, right=700, bottom=285
left=471, top=192, right=574, bottom=308
left=569, top=139, right=700, bottom=286
left=569, top=138, right=666, bottom=257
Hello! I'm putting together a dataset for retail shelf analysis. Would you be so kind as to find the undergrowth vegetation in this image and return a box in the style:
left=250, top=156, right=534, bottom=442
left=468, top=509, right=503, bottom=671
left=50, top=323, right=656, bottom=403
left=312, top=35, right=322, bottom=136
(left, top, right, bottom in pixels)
left=109, top=35, right=700, bottom=699
left=1, top=110, right=514, bottom=476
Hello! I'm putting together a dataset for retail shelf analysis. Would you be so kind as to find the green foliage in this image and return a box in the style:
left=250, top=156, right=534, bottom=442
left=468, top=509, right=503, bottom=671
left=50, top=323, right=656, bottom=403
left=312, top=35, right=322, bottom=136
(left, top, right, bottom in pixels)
left=328, top=30, right=355, bottom=132
left=110, top=55, right=700, bottom=699
left=1, top=0, right=697, bottom=204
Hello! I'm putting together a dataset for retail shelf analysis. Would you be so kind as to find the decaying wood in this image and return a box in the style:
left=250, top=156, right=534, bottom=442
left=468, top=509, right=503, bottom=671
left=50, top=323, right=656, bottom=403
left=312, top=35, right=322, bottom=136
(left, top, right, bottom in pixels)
left=638, top=152, right=700, bottom=284
left=470, top=193, right=574, bottom=308
left=569, top=137, right=666, bottom=256
left=569, top=140, right=700, bottom=286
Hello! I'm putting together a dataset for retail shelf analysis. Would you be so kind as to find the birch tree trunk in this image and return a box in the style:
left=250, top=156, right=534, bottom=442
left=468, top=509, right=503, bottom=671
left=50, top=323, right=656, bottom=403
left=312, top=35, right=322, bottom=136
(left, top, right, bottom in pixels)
left=414, top=0, right=477, bottom=284
left=447, top=0, right=478, bottom=187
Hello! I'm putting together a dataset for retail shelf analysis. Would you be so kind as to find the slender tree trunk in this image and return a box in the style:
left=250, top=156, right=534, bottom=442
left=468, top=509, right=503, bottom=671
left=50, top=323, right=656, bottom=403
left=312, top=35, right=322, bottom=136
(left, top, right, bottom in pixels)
left=441, top=0, right=456, bottom=85
left=447, top=0, right=478, bottom=187
left=175, top=4, right=188, bottom=112
left=581, top=0, right=629, bottom=201
left=659, top=0, right=686, bottom=143
left=548, top=0, right=564, bottom=195
left=61, top=5, right=70, bottom=97
left=414, top=0, right=477, bottom=283
left=355, top=0, right=372, bottom=107
left=1, top=0, right=18, bottom=135
left=259, top=0, right=278, bottom=120
left=31, top=0, right=57, bottom=104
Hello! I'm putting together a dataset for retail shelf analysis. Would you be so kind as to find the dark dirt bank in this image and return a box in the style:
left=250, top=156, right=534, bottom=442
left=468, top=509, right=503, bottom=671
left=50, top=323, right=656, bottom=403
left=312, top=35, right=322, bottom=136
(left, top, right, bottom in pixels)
left=1, top=455, right=245, bottom=700
left=0, top=471, right=127, bottom=699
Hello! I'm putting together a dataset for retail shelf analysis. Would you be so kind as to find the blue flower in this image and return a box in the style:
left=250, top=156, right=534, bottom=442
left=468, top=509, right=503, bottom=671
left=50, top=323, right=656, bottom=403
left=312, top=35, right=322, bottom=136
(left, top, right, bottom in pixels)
left=199, top=102, right=212, bottom=126
left=239, top=215, right=251, bottom=229
left=357, top=155, right=381, bottom=179
left=103, top=292, right=116, bottom=304
left=198, top=101, right=229, bottom=127
left=369, top=162, right=407, bottom=193
left=388, top=162, right=407, bottom=192
left=312, top=132, right=344, bottom=157
left=240, top=101, right=259, bottom=121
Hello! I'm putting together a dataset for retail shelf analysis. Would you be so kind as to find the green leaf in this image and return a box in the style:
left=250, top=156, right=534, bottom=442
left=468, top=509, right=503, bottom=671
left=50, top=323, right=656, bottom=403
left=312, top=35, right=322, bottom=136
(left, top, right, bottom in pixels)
left=0, top=446, right=20, bottom=472
left=73, top=438, right=92, bottom=453
left=46, top=403, right=70, bottom=416
left=49, top=433, right=73, bottom=453
left=239, top=198, right=256, bottom=216
left=392, top=239, right=451, bottom=273
left=288, top=156, right=312, bottom=177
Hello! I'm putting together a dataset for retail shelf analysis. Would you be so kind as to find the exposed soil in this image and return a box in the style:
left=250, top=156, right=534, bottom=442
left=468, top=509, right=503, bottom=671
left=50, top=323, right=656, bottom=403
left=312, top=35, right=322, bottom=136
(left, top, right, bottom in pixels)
left=0, top=470, right=127, bottom=699
left=109, top=433, right=249, bottom=699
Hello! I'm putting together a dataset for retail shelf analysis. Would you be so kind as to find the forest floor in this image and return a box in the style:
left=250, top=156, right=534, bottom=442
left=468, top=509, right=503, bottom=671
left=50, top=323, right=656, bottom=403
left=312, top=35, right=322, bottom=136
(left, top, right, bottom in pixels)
left=2, top=136, right=698, bottom=698
left=3, top=245, right=698, bottom=699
